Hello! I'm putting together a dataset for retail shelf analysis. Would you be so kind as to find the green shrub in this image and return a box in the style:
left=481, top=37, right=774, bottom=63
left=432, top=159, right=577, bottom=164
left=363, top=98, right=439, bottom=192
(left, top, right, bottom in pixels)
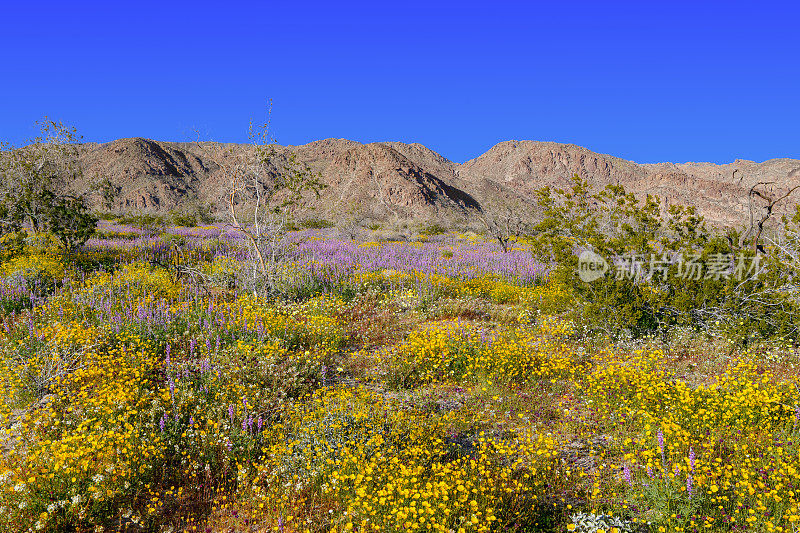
left=117, top=213, right=167, bottom=234
left=529, top=175, right=800, bottom=342
left=419, top=222, right=447, bottom=236
left=299, top=218, right=333, bottom=229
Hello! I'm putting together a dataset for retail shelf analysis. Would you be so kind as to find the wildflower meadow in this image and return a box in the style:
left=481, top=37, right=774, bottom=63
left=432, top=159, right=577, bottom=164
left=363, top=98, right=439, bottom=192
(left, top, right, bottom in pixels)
left=1, top=221, right=800, bottom=533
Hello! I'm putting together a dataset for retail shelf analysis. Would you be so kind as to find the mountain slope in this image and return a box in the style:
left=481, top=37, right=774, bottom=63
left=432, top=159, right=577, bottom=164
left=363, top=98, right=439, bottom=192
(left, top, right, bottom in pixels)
left=71, top=137, right=800, bottom=227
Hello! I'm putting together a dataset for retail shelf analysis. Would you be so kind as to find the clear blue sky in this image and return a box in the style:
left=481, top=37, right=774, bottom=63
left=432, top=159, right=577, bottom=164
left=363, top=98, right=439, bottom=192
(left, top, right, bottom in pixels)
left=2, top=1, right=798, bottom=164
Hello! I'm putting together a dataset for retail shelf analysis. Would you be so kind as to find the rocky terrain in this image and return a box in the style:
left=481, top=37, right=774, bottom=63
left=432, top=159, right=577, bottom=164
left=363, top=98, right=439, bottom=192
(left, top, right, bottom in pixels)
left=72, top=137, right=800, bottom=227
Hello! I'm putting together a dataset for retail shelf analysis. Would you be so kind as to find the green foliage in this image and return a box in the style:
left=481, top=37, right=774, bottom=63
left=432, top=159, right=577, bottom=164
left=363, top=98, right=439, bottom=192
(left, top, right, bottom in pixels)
left=299, top=217, right=333, bottom=229
left=419, top=222, right=447, bottom=236
left=47, top=195, right=99, bottom=253
left=529, top=174, right=800, bottom=341
left=0, top=231, right=26, bottom=263
left=117, top=213, right=167, bottom=234
left=95, top=176, right=118, bottom=212
left=0, top=119, right=97, bottom=253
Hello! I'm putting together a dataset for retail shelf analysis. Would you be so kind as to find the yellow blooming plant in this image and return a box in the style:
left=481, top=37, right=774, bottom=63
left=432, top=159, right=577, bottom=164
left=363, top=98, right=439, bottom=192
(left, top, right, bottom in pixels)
left=1, top=229, right=800, bottom=532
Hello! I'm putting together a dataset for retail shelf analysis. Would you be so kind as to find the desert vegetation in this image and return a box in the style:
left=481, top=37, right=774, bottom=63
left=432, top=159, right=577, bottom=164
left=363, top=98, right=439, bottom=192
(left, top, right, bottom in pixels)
left=3, top=122, right=800, bottom=533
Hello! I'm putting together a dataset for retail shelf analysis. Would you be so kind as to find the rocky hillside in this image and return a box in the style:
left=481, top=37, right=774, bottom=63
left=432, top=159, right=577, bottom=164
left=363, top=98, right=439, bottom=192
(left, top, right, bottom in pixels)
left=72, top=137, right=800, bottom=227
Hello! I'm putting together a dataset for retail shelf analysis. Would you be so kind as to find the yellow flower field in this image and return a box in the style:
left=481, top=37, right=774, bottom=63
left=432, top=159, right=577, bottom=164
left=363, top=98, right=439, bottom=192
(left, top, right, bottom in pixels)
left=0, top=231, right=798, bottom=533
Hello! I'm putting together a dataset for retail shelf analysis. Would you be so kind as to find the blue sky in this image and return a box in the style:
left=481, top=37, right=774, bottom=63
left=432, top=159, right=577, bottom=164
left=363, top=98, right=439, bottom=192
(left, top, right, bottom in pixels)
left=1, top=1, right=798, bottom=164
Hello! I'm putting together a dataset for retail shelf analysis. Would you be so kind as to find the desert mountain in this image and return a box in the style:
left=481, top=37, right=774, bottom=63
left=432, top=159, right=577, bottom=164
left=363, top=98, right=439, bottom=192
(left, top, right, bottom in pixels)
left=72, top=137, right=800, bottom=227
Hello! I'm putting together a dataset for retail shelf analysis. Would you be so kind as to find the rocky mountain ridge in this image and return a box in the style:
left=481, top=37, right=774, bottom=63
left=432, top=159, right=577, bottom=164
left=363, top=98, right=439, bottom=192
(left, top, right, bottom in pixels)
left=71, top=137, right=800, bottom=227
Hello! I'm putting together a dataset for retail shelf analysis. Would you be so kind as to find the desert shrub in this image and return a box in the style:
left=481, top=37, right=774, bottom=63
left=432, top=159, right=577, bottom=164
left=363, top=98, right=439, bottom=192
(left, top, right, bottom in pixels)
left=419, top=222, right=447, bottom=236
left=0, top=119, right=97, bottom=253
left=0, top=250, right=68, bottom=296
left=117, top=213, right=168, bottom=234
left=169, top=203, right=216, bottom=227
left=92, top=229, right=142, bottom=240
left=299, top=217, right=334, bottom=229
left=530, top=175, right=800, bottom=342
left=0, top=231, right=26, bottom=262
left=170, top=211, right=199, bottom=227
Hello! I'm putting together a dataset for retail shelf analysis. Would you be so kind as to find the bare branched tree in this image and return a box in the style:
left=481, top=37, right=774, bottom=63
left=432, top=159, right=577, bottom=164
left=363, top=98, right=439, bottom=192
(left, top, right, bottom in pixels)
left=209, top=104, right=326, bottom=295
left=741, top=179, right=800, bottom=253
left=477, top=197, right=534, bottom=253
left=336, top=199, right=368, bottom=241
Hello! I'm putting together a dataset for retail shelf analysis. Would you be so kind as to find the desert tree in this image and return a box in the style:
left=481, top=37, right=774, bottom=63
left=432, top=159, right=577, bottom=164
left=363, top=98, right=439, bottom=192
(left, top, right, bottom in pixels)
left=0, top=118, right=97, bottom=254
left=477, top=195, right=535, bottom=253
left=211, top=106, right=326, bottom=295
left=738, top=172, right=800, bottom=253
left=96, top=176, right=119, bottom=212
left=336, top=199, right=368, bottom=241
